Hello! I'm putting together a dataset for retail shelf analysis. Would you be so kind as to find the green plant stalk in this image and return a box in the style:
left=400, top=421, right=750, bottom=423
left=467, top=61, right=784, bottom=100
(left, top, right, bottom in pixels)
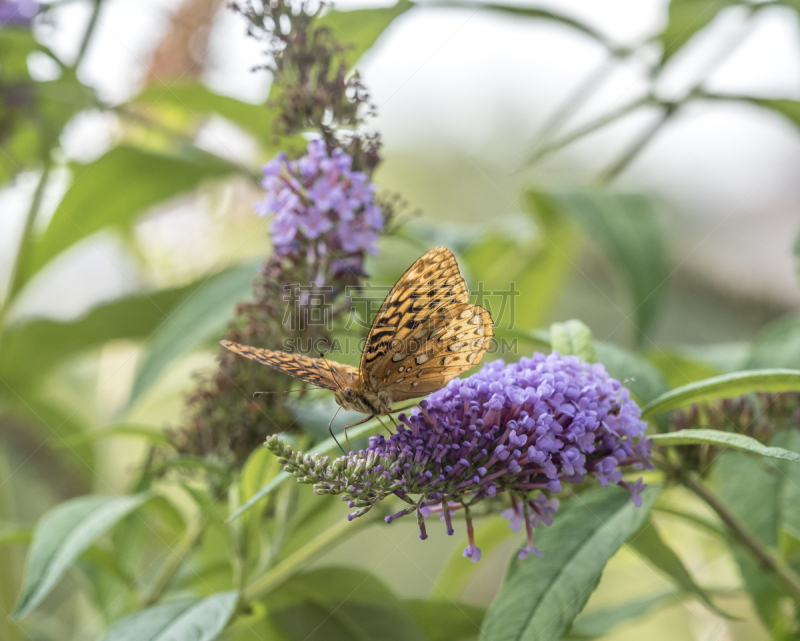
left=598, top=103, right=677, bottom=184
left=243, top=511, right=375, bottom=603
left=599, top=4, right=761, bottom=185
left=658, top=459, right=800, bottom=604
left=521, top=55, right=619, bottom=168
left=142, top=515, right=207, bottom=607
left=3, top=158, right=53, bottom=316
left=685, top=474, right=800, bottom=602
left=529, top=97, right=646, bottom=164
left=73, top=0, right=104, bottom=69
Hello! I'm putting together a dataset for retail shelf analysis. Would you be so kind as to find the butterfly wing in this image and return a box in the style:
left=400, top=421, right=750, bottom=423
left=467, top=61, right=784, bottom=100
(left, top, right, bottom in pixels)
left=377, top=302, right=493, bottom=401
left=221, top=340, right=360, bottom=391
left=359, top=247, right=493, bottom=400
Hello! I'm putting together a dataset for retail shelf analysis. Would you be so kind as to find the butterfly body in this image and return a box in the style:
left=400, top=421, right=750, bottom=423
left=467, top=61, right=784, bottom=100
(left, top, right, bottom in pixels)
left=221, top=247, right=494, bottom=447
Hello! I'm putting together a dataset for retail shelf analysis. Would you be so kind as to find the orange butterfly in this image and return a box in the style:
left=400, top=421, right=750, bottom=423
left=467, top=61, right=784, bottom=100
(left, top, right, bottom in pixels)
left=221, top=247, right=493, bottom=450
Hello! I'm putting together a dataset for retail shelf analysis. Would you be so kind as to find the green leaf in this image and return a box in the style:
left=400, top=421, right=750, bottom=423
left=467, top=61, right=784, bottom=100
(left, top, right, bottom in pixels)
left=19, top=146, right=236, bottom=286
left=641, top=369, right=800, bottom=418
left=515, top=192, right=580, bottom=329
left=241, top=446, right=282, bottom=507
left=227, top=420, right=381, bottom=522
left=427, top=1, right=612, bottom=49
left=479, top=485, right=658, bottom=641
left=550, top=319, right=595, bottom=362
left=740, top=98, right=800, bottom=132
left=774, top=431, right=800, bottom=540
left=627, top=515, right=725, bottom=615
left=0, top=35, right=92, bottom=182
left=238, top=445, right=283, bottom=566
left=127, top=262, right=257, bottom=408
left=645, top=349, right=723, bottom=388
left=13, top=493, right=152, bottom=619
left=659, top=0, right=738, bottom=63
left=650, top=429, right=800, bottom=465
left=652, top=505, right=726, bottom=540
left=679, top=342, right=751, bottom=374
left=54, top=424, right=168, bottom=448
left=130, top=83, right=278, bottom=140
left=594, top=341, right=669, bottom=405
left=544, top=189, right=667, bottom=342
left=745, top=314, right=800, bottom=370
left=404, top=599, right=484, bottom=641
left=436, top=517, right=519, bottom=600
left=265, top=567, right=426, bottom=641
left=463, top=190, right=578, bottom=331
left=565, top=590, right=676, bottom=639
left=0, top=276, right=233, bottom=390
left=98, top=590, right=239, bottom=641
left=319, top=0, right=414, bottom=66
left=0, top=394, right=96, bottom=489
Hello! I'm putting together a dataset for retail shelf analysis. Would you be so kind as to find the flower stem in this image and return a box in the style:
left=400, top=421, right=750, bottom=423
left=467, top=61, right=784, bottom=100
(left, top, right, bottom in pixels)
left=664, top=463, right=800, bottom=604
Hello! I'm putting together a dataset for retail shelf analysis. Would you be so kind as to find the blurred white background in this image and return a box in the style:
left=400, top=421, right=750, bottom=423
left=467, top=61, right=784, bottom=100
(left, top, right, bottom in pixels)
left=3, top=0, right=800, bottom=326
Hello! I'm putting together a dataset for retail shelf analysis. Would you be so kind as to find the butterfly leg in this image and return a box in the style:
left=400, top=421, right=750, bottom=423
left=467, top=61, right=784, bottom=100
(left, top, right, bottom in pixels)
left=343, top=415, right=373, bottom=452
left=387, top=413, right=400, bottom=431
left=375, top=414, right=394, bottom=436
left=393, top=404, right=416, bottom=414
left=418, top=403, right=437, bottom=431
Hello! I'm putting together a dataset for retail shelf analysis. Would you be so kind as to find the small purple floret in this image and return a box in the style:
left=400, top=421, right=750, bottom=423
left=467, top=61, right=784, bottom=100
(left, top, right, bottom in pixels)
left=463, top=544, right=482, bottom=563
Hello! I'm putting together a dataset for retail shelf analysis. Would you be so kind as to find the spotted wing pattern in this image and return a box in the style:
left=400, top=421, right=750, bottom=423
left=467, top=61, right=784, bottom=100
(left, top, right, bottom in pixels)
left=359, top=247, right=494, bottom=400
left=220, top=340, right=360, bottom=391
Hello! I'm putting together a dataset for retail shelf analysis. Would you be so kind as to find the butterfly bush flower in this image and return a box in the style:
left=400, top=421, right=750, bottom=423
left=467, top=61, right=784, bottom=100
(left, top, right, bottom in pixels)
left=256, top=139, right=383, bottom=258
left=267, top=352, right=653, bottom=561
left=0, top=0, right=38, bottom=25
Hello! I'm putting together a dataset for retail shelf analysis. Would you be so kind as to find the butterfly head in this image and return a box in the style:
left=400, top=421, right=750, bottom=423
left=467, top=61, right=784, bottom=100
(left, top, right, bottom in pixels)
left=334, top=386, right=358, bottom=408
left=334, top=385, right=393, bottom=416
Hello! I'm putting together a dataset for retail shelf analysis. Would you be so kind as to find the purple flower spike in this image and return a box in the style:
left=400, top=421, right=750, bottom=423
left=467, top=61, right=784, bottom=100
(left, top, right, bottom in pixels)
left=267, top=352, right=653, bottom=563
left=256, top=140, right=384, bottom=257
left=0, top=0, right=39, bottom=26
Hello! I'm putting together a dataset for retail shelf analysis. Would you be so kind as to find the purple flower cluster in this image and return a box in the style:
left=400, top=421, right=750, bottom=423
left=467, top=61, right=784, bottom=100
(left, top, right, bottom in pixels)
left=266, top=352, right=652, bottom=562
left=256, top=140, right=383, bottom=256
left=0, top=0, right=38, bottom=26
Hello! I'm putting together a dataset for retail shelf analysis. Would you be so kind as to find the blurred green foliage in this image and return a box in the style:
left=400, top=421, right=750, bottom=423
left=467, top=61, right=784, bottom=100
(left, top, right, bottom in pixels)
left=3, top=0, right=800, bottom=640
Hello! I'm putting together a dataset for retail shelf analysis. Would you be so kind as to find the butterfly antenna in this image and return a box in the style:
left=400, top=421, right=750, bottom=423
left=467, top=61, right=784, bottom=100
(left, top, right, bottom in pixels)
left=328, top=406, right=345, bottom=454
left=253, top=389, right=315, bottom=397
left=319, top=352, right=345, bottom=390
